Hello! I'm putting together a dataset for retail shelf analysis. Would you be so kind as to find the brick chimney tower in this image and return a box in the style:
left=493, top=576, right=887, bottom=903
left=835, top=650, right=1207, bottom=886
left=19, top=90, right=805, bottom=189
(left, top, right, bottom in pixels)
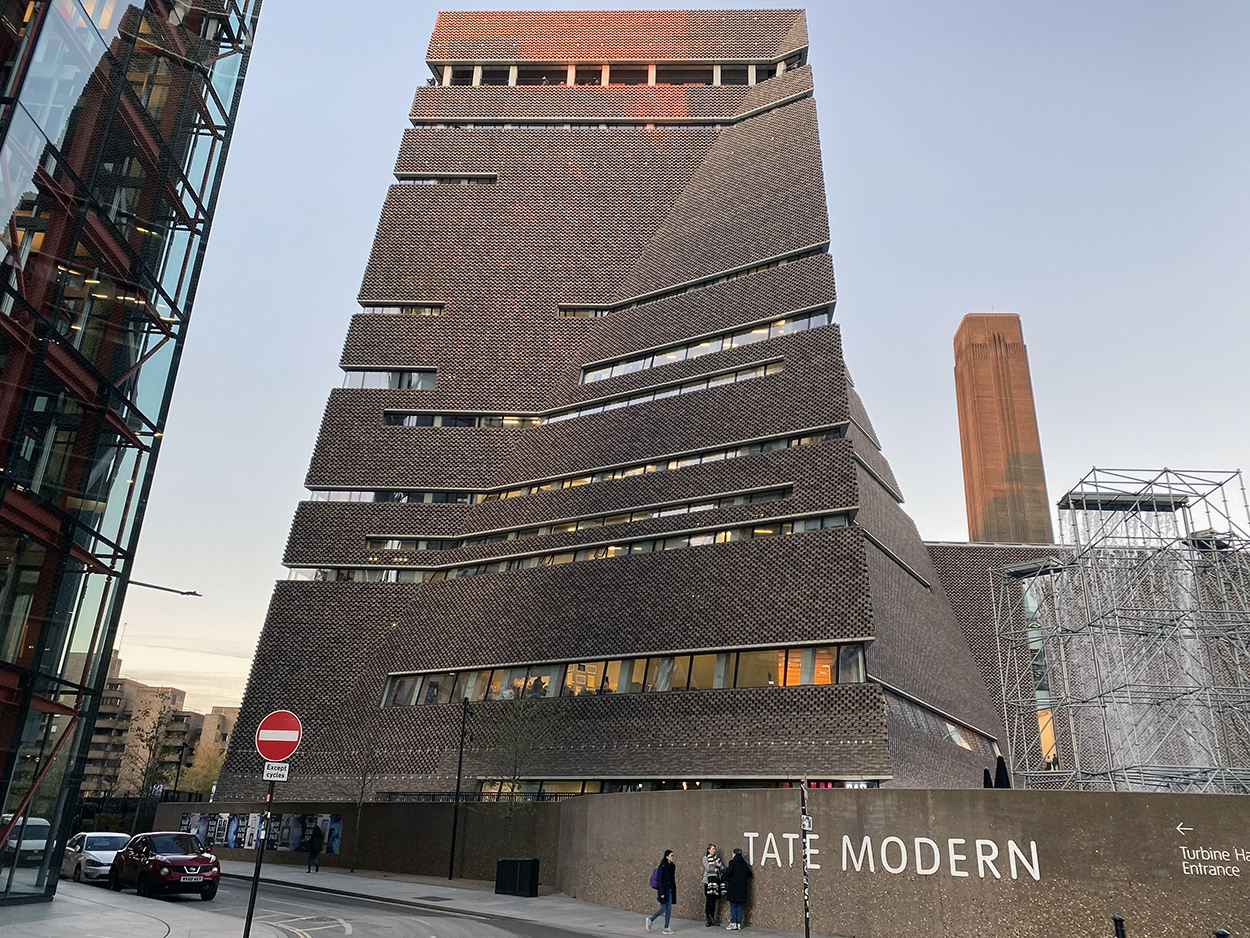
left=953, top=313, right=1054, bottom=543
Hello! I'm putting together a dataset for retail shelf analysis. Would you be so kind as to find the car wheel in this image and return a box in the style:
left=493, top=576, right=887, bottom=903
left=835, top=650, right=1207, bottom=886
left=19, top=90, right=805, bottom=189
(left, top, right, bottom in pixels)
left=200, top=882, right=218, bottom=901
left=108, top=868, right=122, bottom=891
left=136, top=873, right=152, bottom=897
left=73, top=864, right=82, bottom=883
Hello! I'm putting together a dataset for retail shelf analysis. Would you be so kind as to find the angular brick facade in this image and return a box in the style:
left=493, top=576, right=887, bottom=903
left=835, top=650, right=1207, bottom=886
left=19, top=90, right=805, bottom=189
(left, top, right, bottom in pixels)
left=220, top=10, right=1000, bottom=800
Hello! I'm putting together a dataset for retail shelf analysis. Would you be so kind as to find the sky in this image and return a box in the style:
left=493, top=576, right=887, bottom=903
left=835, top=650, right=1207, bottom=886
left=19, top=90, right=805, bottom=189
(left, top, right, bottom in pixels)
left=113, top=2, right=1250, bottom=711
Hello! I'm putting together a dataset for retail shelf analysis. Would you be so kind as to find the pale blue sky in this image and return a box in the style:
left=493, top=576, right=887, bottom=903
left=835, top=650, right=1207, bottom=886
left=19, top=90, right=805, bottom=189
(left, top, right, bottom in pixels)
left=115, top=2, right=1250, bottom=709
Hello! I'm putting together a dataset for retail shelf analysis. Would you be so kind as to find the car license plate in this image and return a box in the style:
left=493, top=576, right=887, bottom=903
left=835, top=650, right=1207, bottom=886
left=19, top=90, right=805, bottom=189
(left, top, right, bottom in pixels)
left=180, top=875, right=203, bottom=882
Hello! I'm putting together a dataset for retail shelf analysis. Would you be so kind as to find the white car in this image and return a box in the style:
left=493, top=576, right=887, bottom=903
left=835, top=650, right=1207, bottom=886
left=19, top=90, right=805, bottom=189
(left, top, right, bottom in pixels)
left=1, top=815, right=50, bottom=867
left=60, top=831, right=132, bottom=883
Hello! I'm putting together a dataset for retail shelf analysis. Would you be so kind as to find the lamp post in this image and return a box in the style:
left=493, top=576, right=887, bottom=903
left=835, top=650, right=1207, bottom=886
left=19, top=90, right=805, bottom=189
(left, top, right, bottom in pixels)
left=172, top=742, right=188, bottom=795
left=447, top=697, right=472, bottom=880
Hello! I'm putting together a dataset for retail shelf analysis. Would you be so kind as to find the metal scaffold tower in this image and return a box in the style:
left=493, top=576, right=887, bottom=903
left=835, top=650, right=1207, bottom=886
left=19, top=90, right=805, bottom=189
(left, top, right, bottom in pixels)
left=993, top=468, right=1250, bottom=792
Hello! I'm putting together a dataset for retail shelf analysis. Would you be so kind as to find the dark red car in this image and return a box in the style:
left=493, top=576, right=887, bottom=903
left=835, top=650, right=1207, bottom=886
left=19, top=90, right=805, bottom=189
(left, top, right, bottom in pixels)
left=108, top=831, right=219, bottom=900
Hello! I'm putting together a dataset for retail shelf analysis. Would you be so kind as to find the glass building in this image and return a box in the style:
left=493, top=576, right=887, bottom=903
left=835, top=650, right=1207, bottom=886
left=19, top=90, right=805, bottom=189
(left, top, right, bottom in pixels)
left=0, top=0, right=261, bottom=903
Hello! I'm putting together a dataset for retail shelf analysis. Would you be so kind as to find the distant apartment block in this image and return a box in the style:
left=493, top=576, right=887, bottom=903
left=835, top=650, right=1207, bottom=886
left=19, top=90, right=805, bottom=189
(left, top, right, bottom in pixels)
left=81, top=655, right=238, bottom=798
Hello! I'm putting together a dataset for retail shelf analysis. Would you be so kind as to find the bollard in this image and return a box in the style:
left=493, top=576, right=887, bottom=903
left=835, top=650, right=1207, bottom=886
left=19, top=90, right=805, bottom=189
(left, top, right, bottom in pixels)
left=1213, top=931, right=1230, bottom=938
left=1112, top=915, right=1127, bottom=938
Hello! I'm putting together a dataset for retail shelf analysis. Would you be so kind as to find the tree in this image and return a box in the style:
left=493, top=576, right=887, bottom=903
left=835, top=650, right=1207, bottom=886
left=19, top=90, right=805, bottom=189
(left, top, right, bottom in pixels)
left=318, top=680, right=388, bottom=872
left=181, top=743, right=226, bottom=798
left=124, top=700, right=177, bottom=832
left=470, top=696, right=563, bottom=854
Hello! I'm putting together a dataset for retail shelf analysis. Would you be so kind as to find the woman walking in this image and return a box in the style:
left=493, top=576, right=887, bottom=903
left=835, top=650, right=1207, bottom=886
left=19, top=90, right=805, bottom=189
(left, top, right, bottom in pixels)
left=702, top=843, right=724, bottom=926
left=723, top=847, right=753, bottom=930
left=645, top=849, right=677, bottom=934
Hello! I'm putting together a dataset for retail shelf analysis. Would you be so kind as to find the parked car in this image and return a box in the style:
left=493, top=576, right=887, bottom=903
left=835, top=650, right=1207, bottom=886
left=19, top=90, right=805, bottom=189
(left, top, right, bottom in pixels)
left=0, top=815, right=50, bottom=867
left=60, top=831, right=132, bottom=883
left=108, top=831, right=219, bottom=900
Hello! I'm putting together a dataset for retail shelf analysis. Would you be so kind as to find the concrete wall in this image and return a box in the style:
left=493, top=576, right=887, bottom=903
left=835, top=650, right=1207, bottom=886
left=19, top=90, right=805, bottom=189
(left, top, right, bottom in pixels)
left=163, top=789, right=1250, bottom=936
left=154, top=800, right=561, bottom=885
left=558, top=788, right=1250, bottom=937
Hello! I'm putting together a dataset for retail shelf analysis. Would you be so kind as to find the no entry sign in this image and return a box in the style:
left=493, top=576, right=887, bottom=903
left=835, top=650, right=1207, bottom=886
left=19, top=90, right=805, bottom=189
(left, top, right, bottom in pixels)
left=255, top=710, right=302, bottom=763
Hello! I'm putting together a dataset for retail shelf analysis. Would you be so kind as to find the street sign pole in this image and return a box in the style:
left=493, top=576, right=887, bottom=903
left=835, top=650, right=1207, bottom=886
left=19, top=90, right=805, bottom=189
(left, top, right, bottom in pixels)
left=245, top=710, right=302, bottom=938
left=242, top=779, right=274, bottom=938
left=800, top=775, right=812, bottom=938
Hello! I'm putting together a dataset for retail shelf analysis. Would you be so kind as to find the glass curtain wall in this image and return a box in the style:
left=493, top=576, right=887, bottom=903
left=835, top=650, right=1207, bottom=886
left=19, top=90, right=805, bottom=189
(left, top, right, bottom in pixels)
left=0, top=0, right=261, bottom=902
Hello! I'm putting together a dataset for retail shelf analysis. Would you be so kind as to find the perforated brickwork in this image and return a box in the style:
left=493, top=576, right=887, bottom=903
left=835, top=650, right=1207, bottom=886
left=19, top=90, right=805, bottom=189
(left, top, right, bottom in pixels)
left=228, top=11, right=1002, bottom=797
left=425, top=10, right=806, bottom=63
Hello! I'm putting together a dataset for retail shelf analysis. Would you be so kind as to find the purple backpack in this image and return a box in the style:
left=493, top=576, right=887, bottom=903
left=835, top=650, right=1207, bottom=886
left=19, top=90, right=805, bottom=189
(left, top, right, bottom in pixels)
left=649, top=866, right=660, bottom=890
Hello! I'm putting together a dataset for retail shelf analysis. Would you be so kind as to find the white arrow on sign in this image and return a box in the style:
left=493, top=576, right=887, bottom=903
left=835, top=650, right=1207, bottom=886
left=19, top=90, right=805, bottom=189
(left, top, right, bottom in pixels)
left=1176, top=822, right=1193, bottom=835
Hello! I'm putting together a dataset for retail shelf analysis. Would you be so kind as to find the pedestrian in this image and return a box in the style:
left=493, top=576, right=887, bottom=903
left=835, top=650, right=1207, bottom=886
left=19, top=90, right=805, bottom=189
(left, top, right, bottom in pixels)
left=645, top=849, right=677, bottom=934
left=723, top=847, right=753, bottom=930
left=702, top=843, right=724, bottom=926
left=306, top=821, right=325, bottom=873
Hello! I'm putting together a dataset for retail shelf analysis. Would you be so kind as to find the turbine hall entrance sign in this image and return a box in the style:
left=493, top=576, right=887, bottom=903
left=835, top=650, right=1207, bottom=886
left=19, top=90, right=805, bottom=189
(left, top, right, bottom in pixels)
left=255, top=710, right=302, bottom=763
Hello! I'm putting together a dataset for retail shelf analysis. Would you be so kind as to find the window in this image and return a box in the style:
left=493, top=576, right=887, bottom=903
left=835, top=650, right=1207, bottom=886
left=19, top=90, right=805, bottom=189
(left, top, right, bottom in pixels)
left=581, top=309, right=829, bottom=383
left=735, top=650, right=784, bottom=688
left=516, top=66, right=566, bottom=85
left=655, top=66, right=712, bottom=86
left=838, top=644, right=865, bottom=684
left=480, top=66, right=509, bottom=86
left=359, top=304, right=443, bottom=316
left=384, top=412, right=540, bottom=428
left=610, top=67, right=648, bottom=85
left=721, top=66, right=749, bottom=85
left=574, top=65, right=603, bottom=85
left=344, top=370, right=436, bottom=390
left=396, top=174, right=496, bottom=186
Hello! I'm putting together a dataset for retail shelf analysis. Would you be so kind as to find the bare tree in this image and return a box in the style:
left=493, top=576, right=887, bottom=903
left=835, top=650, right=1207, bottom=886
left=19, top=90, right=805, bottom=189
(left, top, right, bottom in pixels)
left=125, top=700, right=177, bottom=832
left=318, top=680, right=388, bottom=872
left=470, top=696, right=562, bottom=853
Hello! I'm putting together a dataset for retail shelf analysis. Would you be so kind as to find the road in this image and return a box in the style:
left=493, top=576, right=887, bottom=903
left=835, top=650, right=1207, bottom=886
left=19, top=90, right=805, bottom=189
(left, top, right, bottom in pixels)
left=24, top=878, right=608, bottom=938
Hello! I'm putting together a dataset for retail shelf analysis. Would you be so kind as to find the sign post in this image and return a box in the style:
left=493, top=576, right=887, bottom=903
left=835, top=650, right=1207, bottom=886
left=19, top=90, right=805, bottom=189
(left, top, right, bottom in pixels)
left=243, top=710, right=302, bottom=938
left=799, top=775, right=812, bottom=938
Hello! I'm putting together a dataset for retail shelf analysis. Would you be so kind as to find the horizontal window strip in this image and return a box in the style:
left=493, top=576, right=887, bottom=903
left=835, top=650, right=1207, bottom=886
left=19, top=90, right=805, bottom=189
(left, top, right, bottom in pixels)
left=383, top=360, right=782, bottom=428
left=559, top=244, right=826, bottom=319
left=582, top=307, right=830, bottom=383
left=356, top=304, right=444, bottom=316
left=287, top=510, right=851, bottom=583
left=363, top=486, right=794, bottom=557
left=382, top=642, right=866, bottom=708
left=343, top=369, right=436, bottom=390
left=304, top=424, right=846, bottom=505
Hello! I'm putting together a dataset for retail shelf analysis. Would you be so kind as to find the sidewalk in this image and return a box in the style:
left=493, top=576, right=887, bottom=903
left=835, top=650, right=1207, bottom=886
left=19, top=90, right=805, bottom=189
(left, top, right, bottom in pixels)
left=219, top=859, right=837, bottom=937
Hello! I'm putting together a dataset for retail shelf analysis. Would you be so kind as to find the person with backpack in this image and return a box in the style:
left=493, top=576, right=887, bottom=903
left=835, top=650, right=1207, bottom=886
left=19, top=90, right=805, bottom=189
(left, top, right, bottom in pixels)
left=645, top=849, right=677, bottom=934
left=306, top=821, right=325, bottom=873
left=723, top=847, right=753, bottom=930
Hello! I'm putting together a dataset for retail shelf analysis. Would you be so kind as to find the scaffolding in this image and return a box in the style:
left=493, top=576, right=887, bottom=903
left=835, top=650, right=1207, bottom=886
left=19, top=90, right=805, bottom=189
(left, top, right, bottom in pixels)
left=993, top=468, right=1250, bottom=792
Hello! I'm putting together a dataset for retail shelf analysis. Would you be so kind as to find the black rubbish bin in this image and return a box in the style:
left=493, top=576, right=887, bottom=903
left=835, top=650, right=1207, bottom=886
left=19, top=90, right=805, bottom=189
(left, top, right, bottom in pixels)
left=495, top=857, right=540, bottom=897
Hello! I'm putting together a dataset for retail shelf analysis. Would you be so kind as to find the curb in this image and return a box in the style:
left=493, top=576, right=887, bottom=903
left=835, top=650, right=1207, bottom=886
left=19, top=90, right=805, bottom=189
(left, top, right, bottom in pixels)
left=218, top=871, right=493, bottom=919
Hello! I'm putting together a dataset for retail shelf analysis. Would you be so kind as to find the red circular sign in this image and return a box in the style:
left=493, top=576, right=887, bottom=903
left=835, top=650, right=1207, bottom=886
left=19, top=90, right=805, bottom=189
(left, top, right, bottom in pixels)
left=255, top=710, right=302, bottom=762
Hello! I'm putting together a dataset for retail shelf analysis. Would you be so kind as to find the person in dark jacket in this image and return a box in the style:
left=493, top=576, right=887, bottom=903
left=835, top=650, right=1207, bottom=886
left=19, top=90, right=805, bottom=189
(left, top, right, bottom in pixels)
left=723, top=848, right=753, bottom=930
left=645, top=849, right=677, bottom=934
left=306, top=822, right=325, bottom=873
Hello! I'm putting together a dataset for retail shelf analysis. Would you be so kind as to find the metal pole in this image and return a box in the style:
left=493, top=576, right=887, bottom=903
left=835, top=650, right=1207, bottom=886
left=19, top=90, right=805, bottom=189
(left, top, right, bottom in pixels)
left=800, top=778, right=811, bottom=938
left=173, top=743, right=186, bottom=794
left=448, top=697, right=469, bottom=880
left=242, top=779, right=275, bottom=938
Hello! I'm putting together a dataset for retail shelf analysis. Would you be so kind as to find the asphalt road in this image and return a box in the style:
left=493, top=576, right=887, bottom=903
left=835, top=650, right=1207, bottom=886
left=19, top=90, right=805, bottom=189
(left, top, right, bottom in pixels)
left=100, top=876, right=604, bottom=938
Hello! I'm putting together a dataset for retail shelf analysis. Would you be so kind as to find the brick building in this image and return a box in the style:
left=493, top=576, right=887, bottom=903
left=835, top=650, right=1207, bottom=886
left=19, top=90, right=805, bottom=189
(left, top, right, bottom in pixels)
left=221, top=9, right=1002, bottom=800
left=953, top=313, right=1054, bottom=544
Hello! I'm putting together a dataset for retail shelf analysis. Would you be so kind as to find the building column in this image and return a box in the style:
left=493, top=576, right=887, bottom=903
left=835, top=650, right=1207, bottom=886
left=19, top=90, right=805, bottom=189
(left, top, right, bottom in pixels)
left=712, top=64, right=722, bottom=86
left=442, top=65, right=452, bottom=87
left=472, top=65, right=482, bottom=86
left=747, top=64, right=756, bottom=86
left=508, top=65, right=518, bottom=86
left=648, top=63, right=656, bottom=85
left=600, top=64, right=610, bottom=85
left=567, top=63, right=576, bottom=85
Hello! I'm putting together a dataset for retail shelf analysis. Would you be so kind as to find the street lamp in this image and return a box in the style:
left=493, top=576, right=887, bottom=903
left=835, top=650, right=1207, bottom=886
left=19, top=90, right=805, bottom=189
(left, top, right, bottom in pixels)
left=172, top=742, right=188, bottom=794
left=447, top=696, right=473, bottom=880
